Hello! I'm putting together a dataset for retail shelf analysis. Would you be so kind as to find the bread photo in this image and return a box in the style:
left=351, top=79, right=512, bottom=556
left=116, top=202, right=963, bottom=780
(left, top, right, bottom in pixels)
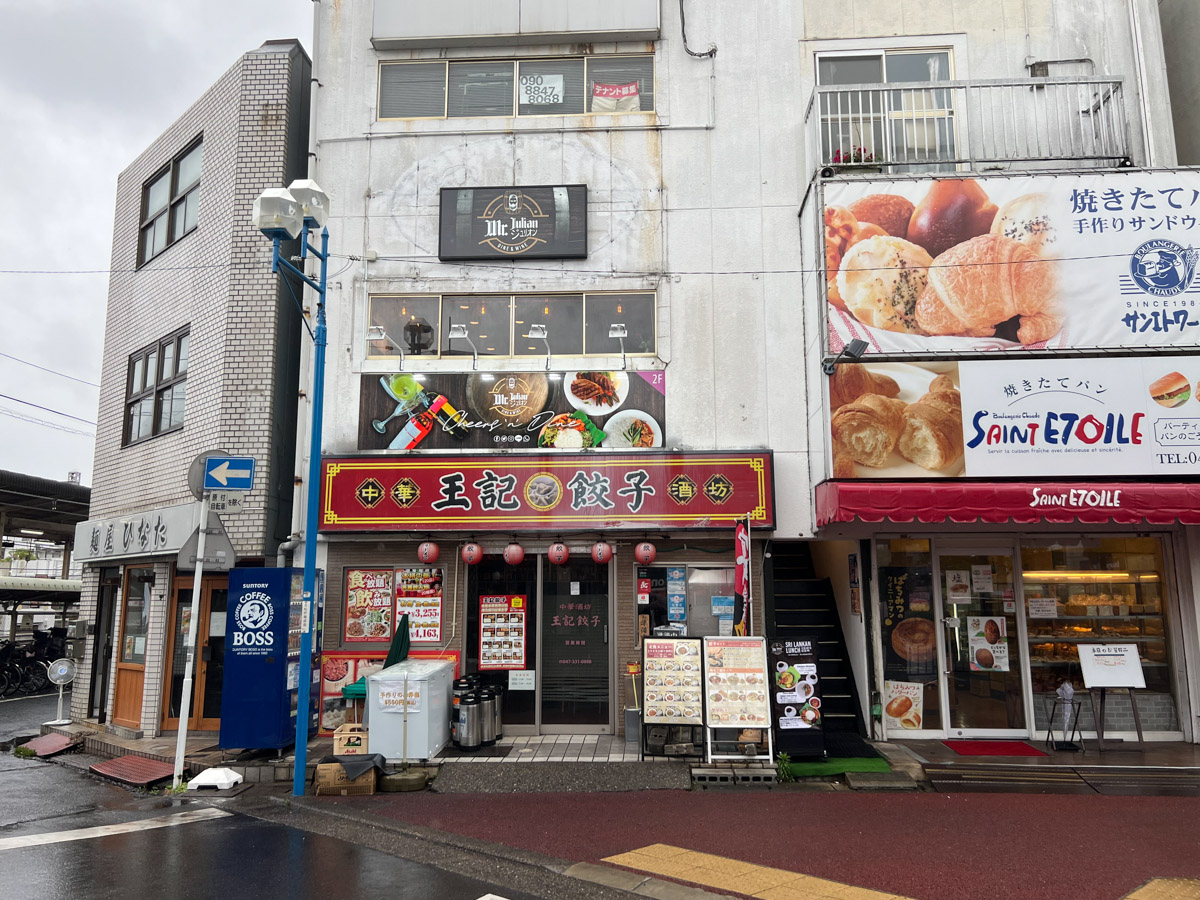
left=907, top=179, right=998, bottom=257
left=885, top=695, right=913, bottom=718
left=831, top=440, right=857, bottom=479
left=898, top=374, right=964, bottom=470
left=829, top=362, right=900, bottom=410
left=1149, top=371, right=1191, bottom=408
left=916, top=234, right=1061, bottom=344
left=825, top=206, right=886, bottom=309
left=984, top=619, right=1001, bottom=644
left=848, top=193, right=914, bottom=239
left=975, top=647, right=995, bottom=668
left=837, top=235, right=933, bottom=333
left=991, top=192, right=1057, bottom=258
left=830, top=393, right=906, bottom=467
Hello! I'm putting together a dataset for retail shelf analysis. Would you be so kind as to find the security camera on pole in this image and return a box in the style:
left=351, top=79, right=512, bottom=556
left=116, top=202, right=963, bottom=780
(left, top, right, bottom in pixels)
left=252, top=178, right=331, bottom=796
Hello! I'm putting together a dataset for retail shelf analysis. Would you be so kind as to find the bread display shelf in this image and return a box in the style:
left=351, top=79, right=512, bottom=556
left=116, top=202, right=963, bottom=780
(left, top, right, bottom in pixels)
left=1030, top=660, right=1169, bottom=667
left=1028, top=635, right=1162, bottom=643
left=1028, top=614, right=1161, bottom=621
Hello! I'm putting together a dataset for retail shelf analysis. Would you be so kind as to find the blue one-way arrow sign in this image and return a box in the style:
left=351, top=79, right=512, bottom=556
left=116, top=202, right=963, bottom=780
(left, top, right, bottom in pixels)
left=203, top=456, right=256, bottom=491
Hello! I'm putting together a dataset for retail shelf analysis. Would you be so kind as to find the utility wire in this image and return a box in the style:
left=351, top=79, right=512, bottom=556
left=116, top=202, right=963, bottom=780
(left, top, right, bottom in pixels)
left=0, top=393, right=96, bottom=426
left=0, top=350, right=99, bottom=387
left=0, top=407, right=94, bottom=437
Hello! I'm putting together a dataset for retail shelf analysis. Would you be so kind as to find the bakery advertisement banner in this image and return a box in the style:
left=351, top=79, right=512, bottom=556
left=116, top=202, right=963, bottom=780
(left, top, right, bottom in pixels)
left=968, top=616, right=1010, bottom=672
left=883, top=680, right=925, bottom=732
left=828, top=356, right=1200, bottom=479
left=358, top=371, right=665, bottom=452
left=823, top=170, right=1200, bottom=355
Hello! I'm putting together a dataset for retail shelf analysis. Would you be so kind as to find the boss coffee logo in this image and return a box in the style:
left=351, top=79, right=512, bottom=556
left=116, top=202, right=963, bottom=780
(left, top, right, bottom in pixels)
left=232, top=587, right=274, bottom=654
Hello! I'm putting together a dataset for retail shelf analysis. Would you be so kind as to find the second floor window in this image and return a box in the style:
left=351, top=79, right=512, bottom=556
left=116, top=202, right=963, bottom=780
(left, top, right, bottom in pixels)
left=125, top=328, right=189, bottom=445
left=379, top=55, right=655, bottom=120
left=139, top=139, right=203, bottom=265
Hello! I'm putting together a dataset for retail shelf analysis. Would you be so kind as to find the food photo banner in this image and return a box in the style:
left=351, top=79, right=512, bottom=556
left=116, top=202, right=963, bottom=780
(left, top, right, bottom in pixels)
left=828, top=357, right=1200, bottom=479
left=320, top=452, right=774, bottom=531
left=823, top=170, right=1200, bottom=355
left=359, top=371, right=666, bottom=452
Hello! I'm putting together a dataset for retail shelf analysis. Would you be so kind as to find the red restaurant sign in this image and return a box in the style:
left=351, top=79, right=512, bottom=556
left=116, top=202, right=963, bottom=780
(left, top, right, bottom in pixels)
left=320, top=452, right=774, bottom=531
left=816, top=480, right=1200, bottom=526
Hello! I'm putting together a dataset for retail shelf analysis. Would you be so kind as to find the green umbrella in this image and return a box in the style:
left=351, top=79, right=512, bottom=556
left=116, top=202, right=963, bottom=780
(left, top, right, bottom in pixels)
left=341, top=615, right=411, bottom=700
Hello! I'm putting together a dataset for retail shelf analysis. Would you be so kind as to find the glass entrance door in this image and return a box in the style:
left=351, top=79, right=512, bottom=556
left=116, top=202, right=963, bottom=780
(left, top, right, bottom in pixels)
left=540, top=557, right=610, bottom=732
left=933, top=547, right=1029, bottom=737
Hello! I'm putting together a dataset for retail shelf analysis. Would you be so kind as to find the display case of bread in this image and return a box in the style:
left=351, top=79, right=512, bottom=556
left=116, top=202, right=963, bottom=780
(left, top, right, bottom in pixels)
left=1145, top=643, right=1168, bottom=662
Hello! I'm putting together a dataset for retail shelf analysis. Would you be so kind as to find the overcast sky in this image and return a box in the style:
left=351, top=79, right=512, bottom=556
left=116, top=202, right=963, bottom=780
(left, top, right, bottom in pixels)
left=0, top=0, right=312, bottom=486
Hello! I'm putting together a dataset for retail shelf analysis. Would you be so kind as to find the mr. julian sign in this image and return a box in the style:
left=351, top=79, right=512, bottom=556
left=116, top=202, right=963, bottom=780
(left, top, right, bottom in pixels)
left=439, top=185, right=588, bottom=260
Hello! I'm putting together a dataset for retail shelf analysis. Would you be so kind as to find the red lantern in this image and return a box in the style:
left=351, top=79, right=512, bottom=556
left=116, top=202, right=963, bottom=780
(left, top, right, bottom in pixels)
left=634, top=541, right=657, bottom=565
left=503, top=542, right=525, bottom=565
left=461, top=542, right=482, bottom=565
left=547, top=542, right=569, bottom=565
left=590, top=541, right=613, bottom=564
left=417, top=541, right=439, bottom=563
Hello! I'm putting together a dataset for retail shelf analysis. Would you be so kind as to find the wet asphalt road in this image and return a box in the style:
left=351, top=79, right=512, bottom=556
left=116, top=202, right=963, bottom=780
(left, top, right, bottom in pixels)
left=0, top=690, right=65, bottom=747
left=0, top=757, right=551, bottom=900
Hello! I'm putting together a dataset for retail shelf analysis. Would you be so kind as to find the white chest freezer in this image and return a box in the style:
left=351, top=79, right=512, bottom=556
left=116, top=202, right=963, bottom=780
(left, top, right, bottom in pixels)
left=366, top=659, right=455, bottom=761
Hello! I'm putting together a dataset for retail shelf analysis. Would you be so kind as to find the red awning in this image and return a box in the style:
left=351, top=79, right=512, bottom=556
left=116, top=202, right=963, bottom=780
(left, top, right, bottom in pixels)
left=815, top=481, right=1200, bottom=526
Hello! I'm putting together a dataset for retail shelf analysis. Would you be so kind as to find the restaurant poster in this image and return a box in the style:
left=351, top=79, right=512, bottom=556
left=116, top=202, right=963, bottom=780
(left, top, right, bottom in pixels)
left=395, top=566, right=443, bottom=643
left=344, top=568, right=394, bottom=643
left=768, top=638, right=825, bottom=758
left=357, top=370, right=666, bottom=452
left=827, top=357, right=1200, bottom=480
left=642, top=638, right=703, bottom=725
left=968, top=616, right=1010, bottom=672
left=480, top=595, right=527, bottom=671
left=883, top=679, right=925, bottom=732
left=823, top=170, right=1200, bottom=355
left=702, top=637, right=770, bottom=728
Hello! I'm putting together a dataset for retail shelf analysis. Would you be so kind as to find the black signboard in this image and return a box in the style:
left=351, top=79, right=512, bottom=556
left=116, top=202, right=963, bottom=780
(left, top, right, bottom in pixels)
left=439, top=185, right=588, bottom=260
left=767, top=638, right=825, bottom=759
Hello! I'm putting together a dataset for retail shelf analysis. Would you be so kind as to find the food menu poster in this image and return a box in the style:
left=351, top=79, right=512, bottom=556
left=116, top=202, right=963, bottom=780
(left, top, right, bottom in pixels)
left=880, top=566, right=937, bottom=679
left=344, top=568, right=394, bottom=643
left=767, top=638, right=826, bottom=759
left=396, top=567, right=444, bottom=643
left=642, top=638, right=703, bottom=725
left=883, top=679, right=925, bottom=732
left=703, top=637, right=770, bottom=728
left=318, top=650, right=460, bottom=735
left=480, top=595, right=526, bottom=671
left=968, top=616, right=1010, bottom=672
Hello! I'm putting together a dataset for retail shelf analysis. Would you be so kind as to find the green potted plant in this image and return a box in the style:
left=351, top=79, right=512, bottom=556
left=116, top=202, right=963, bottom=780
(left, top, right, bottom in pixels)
left=7, top=549, right=37, bottom=574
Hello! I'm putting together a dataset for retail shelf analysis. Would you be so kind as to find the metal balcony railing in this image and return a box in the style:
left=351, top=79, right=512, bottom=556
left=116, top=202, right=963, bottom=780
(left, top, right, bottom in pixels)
left=804, top=76, right=1131, bottom=175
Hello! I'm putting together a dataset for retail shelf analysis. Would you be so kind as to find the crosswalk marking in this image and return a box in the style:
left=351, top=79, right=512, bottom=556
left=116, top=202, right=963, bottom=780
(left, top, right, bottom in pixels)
left=0, top=807, right=230, bottom=851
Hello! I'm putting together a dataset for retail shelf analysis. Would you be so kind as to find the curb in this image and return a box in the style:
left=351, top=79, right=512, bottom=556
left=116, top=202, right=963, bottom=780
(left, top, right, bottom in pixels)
left=268, top=793, right=733, bottom=899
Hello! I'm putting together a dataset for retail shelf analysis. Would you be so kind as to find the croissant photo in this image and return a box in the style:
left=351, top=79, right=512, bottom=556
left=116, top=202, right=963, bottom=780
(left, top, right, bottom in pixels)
left=823, top=179, right=1063, bottom=348
left=827, top=362, right=965, bottom=479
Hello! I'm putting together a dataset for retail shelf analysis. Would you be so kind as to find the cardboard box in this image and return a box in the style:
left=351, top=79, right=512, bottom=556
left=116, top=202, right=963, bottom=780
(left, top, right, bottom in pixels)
left=333, top=723, right=369, bottom=756
left=315, top=763, right=376, bottom=796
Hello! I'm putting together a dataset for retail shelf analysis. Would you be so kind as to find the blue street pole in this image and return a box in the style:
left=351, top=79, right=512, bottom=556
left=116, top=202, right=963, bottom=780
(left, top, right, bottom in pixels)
left=269, top=225, right=328, bottom=796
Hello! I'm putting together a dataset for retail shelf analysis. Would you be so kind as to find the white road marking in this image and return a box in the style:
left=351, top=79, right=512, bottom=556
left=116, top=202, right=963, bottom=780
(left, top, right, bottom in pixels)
left=0, top=807, right=230, bottom=851
left=476, top=895, right=514, bottom=900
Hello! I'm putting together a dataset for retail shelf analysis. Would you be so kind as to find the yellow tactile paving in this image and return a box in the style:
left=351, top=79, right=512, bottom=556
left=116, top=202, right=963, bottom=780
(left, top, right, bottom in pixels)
left=1125, top=879, right=1200, bottom=900
left=602, top=843, right=912, bottom=899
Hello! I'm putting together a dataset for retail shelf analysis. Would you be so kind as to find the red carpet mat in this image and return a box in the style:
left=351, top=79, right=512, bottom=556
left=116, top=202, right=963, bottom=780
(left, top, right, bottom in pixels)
left=942, top=740, right=1047, bottom=757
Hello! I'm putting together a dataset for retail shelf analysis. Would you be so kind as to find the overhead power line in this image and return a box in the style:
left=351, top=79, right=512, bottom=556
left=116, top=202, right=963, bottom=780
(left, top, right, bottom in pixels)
left=0, top=393, right=96, bottom=426
left=0, top=350, right=99, bottom=387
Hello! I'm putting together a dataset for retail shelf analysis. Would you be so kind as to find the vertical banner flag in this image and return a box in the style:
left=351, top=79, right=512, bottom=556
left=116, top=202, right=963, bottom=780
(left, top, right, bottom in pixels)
left=734, top=519, right=751, bottom=636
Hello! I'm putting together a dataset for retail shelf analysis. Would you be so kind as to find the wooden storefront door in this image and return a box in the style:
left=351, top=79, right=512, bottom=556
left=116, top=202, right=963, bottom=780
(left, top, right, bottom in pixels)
left=111, top=568, right=153, bottom=730
left=161, top=575, right=229, bottom=732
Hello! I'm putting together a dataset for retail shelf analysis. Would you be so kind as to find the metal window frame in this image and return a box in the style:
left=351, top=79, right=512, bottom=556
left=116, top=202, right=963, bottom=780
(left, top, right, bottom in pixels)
left=123, top=325, right=190, bottom=446
left=137, top=135, right=204, bottom=267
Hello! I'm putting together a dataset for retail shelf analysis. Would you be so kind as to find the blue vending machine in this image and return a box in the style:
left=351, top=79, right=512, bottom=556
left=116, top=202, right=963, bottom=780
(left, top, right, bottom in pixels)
left=219, top=567, right=324, bottom=750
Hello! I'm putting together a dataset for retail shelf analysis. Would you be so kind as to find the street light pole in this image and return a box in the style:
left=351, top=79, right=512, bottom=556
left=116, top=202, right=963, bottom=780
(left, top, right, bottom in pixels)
left=253, top=180, right=330, bottom=797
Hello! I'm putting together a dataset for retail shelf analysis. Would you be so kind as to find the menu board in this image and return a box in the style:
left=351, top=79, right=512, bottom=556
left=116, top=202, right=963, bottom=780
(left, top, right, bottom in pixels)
left=767, top=638, right=826, bottom=760
left=642, top=638, right=703, bottom=725
left=702, top=637, right=770, bottom=728
left=344, top=568, right=394, bottom=642
left=480, top=595, right=527, bottom=670
left=395, top=567, right=444, bottom=643
left=1078, top=643, right=1147, bottom=689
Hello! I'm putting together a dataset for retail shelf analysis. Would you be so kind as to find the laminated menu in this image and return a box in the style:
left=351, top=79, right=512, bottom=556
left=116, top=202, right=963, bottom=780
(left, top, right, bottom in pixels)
left=642, top=638, right=703, bottom=725
left=480, top=595, right=526, bottom=671
left=702, top=637, right=770, bottom=728
left=344, top=568, right=394, bottom=642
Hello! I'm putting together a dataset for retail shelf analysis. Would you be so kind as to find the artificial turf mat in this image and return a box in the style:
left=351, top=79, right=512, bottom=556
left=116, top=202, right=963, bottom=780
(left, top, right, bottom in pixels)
left=785, top=756, right=892, bottom=777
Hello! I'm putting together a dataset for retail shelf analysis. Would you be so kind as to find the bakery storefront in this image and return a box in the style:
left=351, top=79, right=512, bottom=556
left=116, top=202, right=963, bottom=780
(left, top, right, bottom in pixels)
left=817, top=480, right=1199, bottom=742
left=314, top=451, right=774, bottom=736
